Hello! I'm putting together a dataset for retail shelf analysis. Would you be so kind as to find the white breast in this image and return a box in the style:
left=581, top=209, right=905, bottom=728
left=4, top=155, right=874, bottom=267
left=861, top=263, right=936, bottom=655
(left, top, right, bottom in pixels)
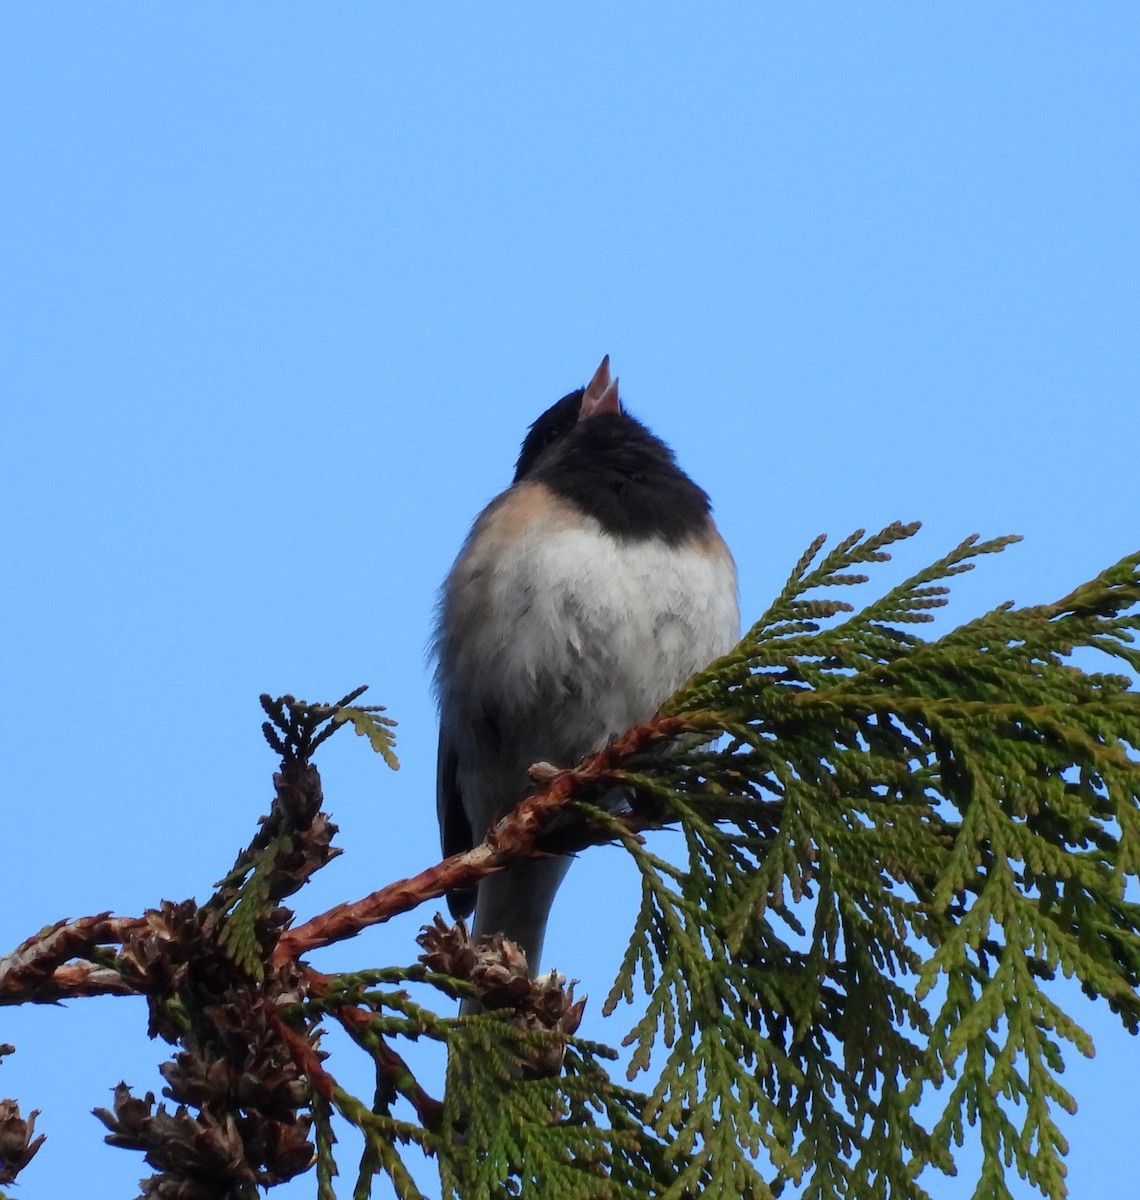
left=438, top=495, right=739, bottom=773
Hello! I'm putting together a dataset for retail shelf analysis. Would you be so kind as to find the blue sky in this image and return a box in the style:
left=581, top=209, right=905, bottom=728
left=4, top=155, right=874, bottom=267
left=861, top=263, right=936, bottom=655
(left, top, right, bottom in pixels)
left=3, top=6, right=1138, bottom=1198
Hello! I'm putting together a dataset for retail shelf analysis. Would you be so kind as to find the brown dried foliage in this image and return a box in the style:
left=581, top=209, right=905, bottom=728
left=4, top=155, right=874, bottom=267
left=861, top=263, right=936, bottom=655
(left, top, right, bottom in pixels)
left=0, top=1098, right=46, bottom=1185
left=0, top=691, right=667, bottom=1193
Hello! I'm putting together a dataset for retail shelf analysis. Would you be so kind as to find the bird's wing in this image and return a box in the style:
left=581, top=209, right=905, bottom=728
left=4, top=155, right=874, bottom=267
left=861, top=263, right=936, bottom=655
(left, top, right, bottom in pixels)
left=436, top=726, right=477, bottom=919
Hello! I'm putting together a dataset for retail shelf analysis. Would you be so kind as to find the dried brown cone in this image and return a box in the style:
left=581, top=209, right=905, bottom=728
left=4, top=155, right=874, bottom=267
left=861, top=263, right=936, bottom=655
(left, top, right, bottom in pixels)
left=103, top=891, right=319, bottom=1192
left=94, top=1071, right=314, bottom=1196
left=247, top=764, right=342, bottom=906
left=94, top=1083, right=253, bottom=1198
left=0, top=1098, right=46, bottom=1185
left=417, top=916, right=586, bottom=1077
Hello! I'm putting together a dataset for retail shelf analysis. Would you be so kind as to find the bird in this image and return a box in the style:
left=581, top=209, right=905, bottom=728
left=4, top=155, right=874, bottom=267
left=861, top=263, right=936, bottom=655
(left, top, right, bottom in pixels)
left=433, top=356, right=739, bottom=979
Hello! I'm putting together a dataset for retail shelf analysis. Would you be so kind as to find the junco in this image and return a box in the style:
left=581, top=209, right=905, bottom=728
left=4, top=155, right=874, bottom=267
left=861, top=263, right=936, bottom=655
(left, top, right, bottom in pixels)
left=433, top=356, right=739, bottom=977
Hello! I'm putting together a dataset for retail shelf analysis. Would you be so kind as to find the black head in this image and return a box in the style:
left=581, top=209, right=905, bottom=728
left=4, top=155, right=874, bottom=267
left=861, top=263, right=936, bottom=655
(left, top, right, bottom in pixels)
left=514, top=354, right=622, bottom=482
left=513, top=389, right=585, bottom=483
left=513, top=357, right=713, bottom=544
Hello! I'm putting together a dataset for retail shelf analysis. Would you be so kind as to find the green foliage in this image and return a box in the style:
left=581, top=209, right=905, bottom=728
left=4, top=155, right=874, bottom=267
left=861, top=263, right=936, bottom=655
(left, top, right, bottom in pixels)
left=216, top=835, right=285, bottom=979
left=7, top=527, right=1137, bottom=1200
left=581, top=523, right=1140, bottom=1199
left=438, top=1020, right=708, bottom=1200
left=260, top=687, right=399, bottom=769
left=336, top=706, right=401, bottom=770
left=299, top=960, right=721, bottom=1197
left=289, top=526, right=1139, bottom=1199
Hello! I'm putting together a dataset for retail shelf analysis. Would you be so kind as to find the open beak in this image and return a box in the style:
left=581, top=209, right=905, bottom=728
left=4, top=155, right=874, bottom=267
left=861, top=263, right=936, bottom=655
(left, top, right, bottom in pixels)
left=579, top=355, right=621, bottom=419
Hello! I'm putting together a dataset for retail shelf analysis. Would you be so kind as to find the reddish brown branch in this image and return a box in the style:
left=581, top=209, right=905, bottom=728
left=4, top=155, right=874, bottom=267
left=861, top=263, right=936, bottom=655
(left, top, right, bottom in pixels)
left=372, top=1036, right=444, bottom=1130
left=275, top=714, right=690, bottom=963
left=335, top=1000, right=444, bottom=1130
left=0, top=690, right=688, bottom=1190
left=266, top=1007, right=337, bottom=1103
left=0, top=713, right=693, bottom=1006
left=284, top=967, right=445, bottom=1129
left=0, top=914, right=145, bottom=1003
